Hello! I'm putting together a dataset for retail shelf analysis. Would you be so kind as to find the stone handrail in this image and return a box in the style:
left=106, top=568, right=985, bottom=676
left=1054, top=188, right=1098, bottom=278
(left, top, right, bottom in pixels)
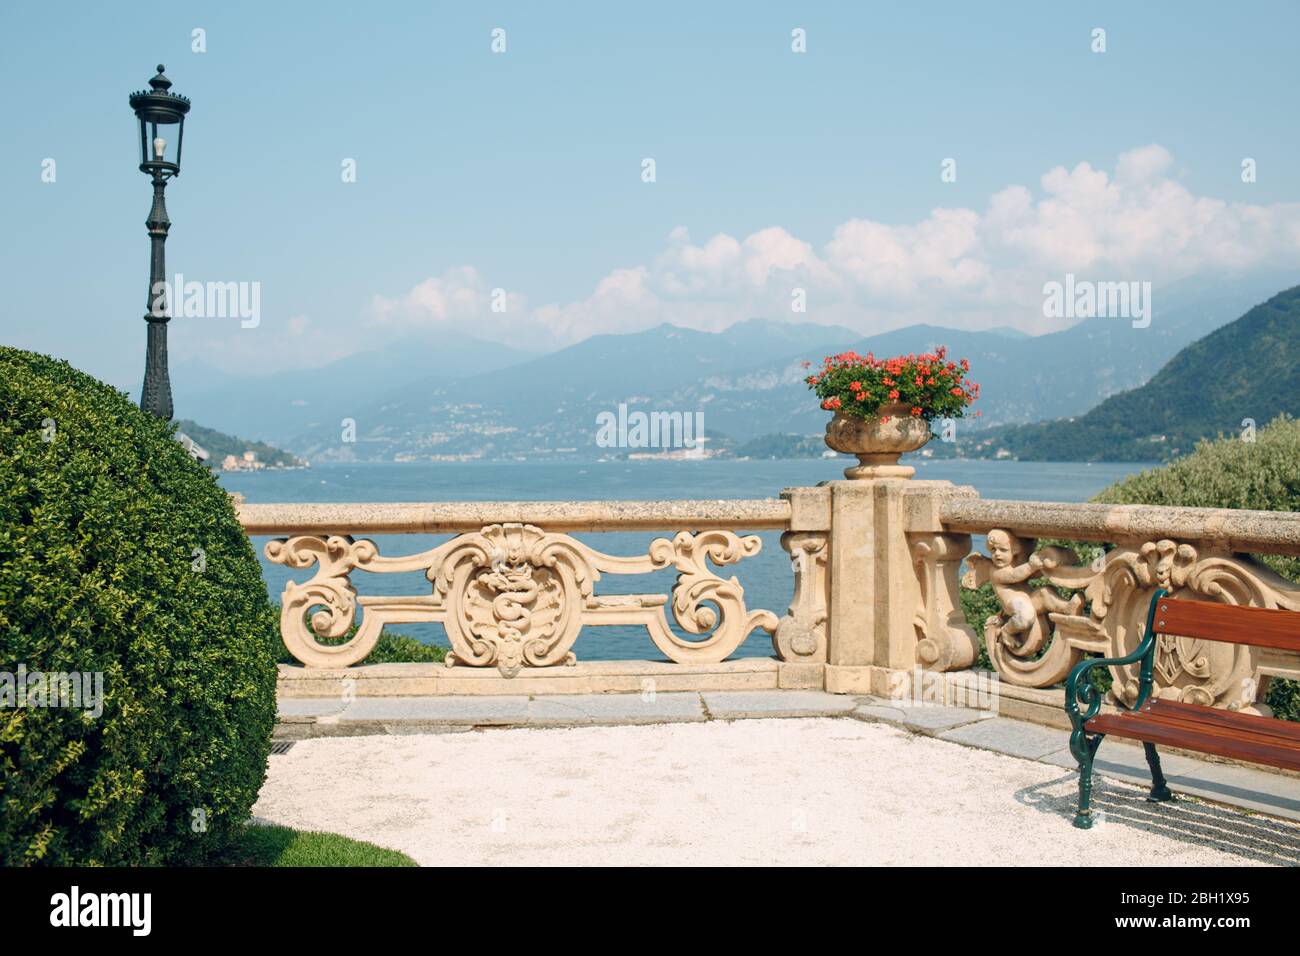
left=238, top=499, right=792, bottom=535
left=940, top=499, right=1300, bottom=556
left=239, top=498, right=813, bottom=674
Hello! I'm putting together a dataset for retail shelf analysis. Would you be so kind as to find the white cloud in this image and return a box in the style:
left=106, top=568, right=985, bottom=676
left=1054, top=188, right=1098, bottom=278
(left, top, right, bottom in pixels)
left=206, top=144, right=1300, bottom=368
left=1116, top=144, right=1173, bottom=184
left=826, top=208, right=986, bottom=297
left=365, top=266, right=520, bottom=330
left=531, top=266, right=658, bottom=341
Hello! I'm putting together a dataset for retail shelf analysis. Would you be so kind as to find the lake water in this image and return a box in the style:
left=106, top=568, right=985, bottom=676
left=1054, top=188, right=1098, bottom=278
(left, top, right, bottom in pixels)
left=221, top=459, right=1155, bottom=661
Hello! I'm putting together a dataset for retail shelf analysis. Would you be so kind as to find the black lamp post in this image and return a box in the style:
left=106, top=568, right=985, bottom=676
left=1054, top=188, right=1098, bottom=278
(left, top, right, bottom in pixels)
left=129, top=65, right=190, bottom=420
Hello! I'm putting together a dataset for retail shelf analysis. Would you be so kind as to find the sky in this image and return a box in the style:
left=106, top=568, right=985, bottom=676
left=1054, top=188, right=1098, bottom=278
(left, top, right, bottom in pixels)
left=2, top=0, right=1299, bottom=392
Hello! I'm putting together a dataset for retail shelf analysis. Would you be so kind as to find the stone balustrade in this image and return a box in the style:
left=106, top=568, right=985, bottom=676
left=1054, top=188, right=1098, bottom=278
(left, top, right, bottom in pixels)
left=242, top=499, right=799, bottom=675
left=238, top=479, right=1300, bottom=718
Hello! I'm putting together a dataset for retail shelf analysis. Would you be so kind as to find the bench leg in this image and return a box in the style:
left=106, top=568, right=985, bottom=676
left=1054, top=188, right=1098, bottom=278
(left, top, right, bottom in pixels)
left=1073, top=735, right=1103, bottom=829
left=1143, top=742, right=1175, bottom=802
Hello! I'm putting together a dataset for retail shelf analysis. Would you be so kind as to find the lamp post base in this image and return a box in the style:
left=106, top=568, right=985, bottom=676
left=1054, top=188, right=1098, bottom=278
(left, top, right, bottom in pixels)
left=140, top=319, right=173, bottom=421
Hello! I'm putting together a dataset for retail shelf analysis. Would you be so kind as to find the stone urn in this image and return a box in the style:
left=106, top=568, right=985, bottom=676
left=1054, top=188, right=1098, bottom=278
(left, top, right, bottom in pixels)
left=824, top=403, right=931, bottom=479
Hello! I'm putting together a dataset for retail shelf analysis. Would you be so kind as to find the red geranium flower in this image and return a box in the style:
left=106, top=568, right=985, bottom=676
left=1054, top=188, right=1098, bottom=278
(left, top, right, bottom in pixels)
left=806, top=347, right=976, bottom=426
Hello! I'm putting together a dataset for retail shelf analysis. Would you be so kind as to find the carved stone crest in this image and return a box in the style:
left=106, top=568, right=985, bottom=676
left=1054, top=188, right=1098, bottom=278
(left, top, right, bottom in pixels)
left=436, top=524, right=588, bottom=674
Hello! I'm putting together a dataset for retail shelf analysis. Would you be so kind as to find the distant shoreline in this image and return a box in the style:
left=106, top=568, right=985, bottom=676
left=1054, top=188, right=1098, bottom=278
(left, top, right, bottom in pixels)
left=235, top=456, right=1162, bottom=469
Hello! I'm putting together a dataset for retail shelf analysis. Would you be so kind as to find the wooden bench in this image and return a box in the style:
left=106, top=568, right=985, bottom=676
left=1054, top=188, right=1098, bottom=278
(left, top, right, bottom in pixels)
left=1065, top=588, right=1300, bottom=829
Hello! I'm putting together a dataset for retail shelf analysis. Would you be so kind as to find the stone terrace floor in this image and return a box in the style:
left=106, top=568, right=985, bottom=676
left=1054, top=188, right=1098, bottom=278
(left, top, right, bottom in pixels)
left=256, top=692, right=1300, bottom=866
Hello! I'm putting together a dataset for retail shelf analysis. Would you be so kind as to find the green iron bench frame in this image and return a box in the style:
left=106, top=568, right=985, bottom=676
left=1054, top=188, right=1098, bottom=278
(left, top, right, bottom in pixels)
left=1065, top=587, right=1300, bottom=829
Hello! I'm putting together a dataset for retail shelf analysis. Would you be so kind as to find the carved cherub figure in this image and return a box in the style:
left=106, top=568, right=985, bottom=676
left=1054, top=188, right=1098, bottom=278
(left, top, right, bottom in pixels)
left=970, top=529, right=1084, bottom=655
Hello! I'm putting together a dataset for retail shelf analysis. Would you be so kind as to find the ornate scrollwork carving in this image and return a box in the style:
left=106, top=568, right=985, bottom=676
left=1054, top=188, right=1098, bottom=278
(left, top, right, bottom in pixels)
left=910, top=532, right=979, bottom=672
left=264, top=535, right=381, bottom=668
left=1089, top=539, right=1300, bottom=713
left=266, top=524, right=778, bottom=673
left=645, top=530, right=779, bottom=663
left=773, top=532, right=828, bottom=661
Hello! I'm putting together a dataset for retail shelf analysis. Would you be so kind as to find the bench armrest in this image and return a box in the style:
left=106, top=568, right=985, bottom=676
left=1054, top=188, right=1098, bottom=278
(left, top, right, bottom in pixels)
left=1065, top=588, right=1167, bottom=748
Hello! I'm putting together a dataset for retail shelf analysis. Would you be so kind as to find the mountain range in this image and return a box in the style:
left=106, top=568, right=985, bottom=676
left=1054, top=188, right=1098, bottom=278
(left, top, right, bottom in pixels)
left=169, top=272, right=1295, bottom=462
left=170, top=331, right=538, bottom=447
left=966, top=283, right=1300, bottom=461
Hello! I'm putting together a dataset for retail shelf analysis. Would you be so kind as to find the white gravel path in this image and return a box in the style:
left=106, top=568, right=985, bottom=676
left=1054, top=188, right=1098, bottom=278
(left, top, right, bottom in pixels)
left=253, top=718, right=1300, bottom=866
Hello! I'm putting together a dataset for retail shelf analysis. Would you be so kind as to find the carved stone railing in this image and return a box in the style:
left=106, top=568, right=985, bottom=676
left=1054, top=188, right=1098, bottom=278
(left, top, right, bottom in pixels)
left=240, top=499, right=829, bottom=676
left=238, top=485, right=1300, bottom=714
left=939, top=499, right=1300, bottom=714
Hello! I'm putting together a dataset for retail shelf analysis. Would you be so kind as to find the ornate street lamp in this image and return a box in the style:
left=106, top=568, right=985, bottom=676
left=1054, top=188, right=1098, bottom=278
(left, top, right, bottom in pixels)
left=129, top=65, right=190, bottom=419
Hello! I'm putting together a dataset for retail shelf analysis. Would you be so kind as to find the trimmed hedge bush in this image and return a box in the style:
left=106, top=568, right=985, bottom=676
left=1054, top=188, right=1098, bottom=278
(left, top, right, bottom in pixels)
left=0, top=347, right=278, bottom=865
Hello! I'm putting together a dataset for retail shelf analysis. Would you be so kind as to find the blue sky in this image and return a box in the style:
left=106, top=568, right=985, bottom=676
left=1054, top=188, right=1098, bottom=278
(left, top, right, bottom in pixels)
left=2, top=0, right=1298, bottom=391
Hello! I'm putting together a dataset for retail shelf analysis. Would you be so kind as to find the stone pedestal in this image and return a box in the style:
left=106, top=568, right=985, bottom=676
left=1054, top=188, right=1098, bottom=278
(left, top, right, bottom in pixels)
left=821, top=478, right=979, bottom=695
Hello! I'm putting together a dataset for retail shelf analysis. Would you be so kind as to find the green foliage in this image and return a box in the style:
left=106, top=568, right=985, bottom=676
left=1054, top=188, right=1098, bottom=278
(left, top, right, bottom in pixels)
left=995, top=284, right=1300, bottom=461
left=1092, top=417, right=1300, bottom=720
left=1267, top=679, right=1300, bottom=724
left=175, top=419, right=305, bottom=469
left=0, top=347, right=278, bottom=865
left=806, top=347, right=978, bottom=422
left=218, top=823, right=417, bottom=867
left=959, top=583, right=999, bottom=671
left=361, top=633, right=447, bottom=664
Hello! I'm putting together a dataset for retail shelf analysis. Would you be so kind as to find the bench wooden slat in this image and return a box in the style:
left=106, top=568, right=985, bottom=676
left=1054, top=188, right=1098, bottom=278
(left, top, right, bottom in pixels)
left=1069, top=591, right=1300, bottom=829
left=1153, top=597, right=1300, bottom=652
left=1088, top=700, right=1300, bottom=744
left=1094, top=707, right=1275, bottom=747
left=1140, top=698, right=1300, bottom=744
left=1085, top=710, right=1300, bottom=772
left=1117, top=706, right=1297, bottom=753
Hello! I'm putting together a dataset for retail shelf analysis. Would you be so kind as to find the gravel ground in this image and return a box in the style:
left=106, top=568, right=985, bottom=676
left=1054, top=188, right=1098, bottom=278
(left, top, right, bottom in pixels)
left=253, top=718, right=1300, bottom=866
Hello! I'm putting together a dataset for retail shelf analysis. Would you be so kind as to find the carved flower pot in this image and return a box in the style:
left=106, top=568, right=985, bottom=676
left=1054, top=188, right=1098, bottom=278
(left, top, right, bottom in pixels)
left=824, top=404, right=931, bottom=479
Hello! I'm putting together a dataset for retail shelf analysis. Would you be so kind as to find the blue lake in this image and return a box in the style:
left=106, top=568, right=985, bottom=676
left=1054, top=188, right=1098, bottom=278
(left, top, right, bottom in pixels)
left=221, top=459, right=1156, bottom=661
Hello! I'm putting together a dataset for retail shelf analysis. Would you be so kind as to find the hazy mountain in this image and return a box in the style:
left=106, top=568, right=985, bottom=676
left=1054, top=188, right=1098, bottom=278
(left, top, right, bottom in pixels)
left=287, top=320, right=863, bottom=460
left=627, top=273, right=1293, bottom=445
left=199, top=272, right=1292, bottom=462
left=171, top=331, right=538, bottom=445
left=977, top=284, right=1300, bottom=461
